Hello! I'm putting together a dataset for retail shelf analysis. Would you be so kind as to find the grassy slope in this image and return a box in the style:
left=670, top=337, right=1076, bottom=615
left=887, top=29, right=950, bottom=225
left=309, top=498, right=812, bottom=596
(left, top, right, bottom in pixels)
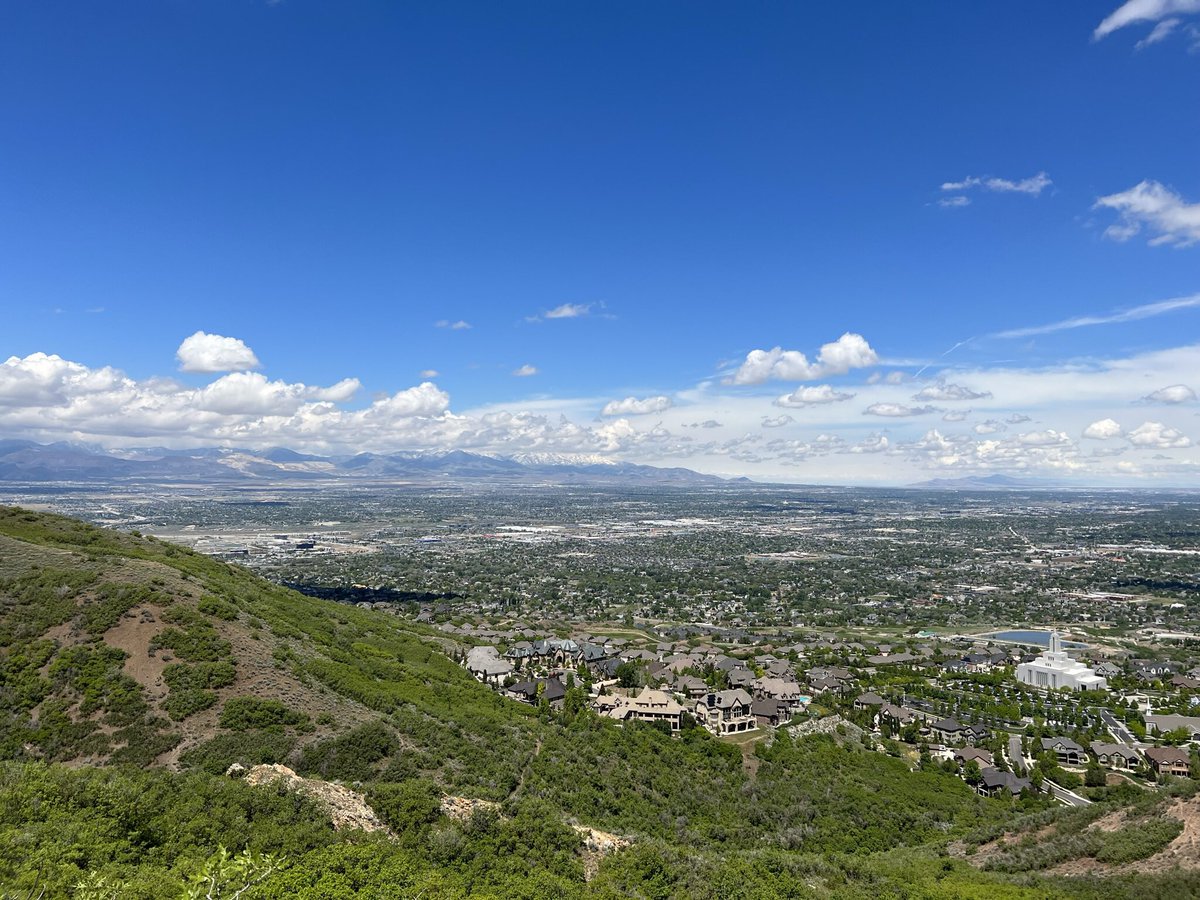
left=1, top=506, right=1195, bottom=898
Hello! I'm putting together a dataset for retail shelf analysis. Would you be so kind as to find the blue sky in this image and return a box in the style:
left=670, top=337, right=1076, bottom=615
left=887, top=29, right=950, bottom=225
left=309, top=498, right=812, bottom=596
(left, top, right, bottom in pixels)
left=2, top=1, right=1199, bottom=484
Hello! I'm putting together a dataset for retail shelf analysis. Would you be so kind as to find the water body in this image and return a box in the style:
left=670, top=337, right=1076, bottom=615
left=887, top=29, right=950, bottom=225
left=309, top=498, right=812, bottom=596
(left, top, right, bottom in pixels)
left=986, top=629, right=1087, bottom=649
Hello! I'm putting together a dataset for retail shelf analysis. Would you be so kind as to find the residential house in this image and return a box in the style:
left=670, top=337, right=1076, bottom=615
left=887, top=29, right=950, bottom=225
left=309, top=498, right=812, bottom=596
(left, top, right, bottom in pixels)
left=1094, top=662, right=1121, bottom=679
left=1145, top=714, right=1200, bottom=741
left=1041, top=736, right=1086, bottom=766
left=752, top=698, right=789, bottom=727
left=853, top=692, right=885, bottom=711
left=877, top=703, right=918, bottom=730
left=954, top=747, right=994, bottom=768
left=1145, top=746, right=1191, bottom=778
left=1090, top=742, right=1142, bottom=771
left=506, top=677, right=567, bottom=708
left=464, top=646, right=513, bottom=686
left=607, top=688, right=685, bottom=732
left=695, top=689, right=756, bottom=735
left=931, top=717, right=971, bottom=745
left=979, top=767, right=1033, bottom=798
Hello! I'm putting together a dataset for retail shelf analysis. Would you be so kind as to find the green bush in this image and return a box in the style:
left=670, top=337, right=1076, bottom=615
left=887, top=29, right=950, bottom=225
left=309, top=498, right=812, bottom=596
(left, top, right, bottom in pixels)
left=198, top=595, right=239, bottom=621
left=219, top=697, right=310, bottom=731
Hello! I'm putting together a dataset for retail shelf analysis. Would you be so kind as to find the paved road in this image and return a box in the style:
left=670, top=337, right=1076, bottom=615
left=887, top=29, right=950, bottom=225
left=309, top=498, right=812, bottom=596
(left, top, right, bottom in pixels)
left=1048, top=781, right=1092, bottom=807
left=1096, top=707, right=1136, bottom=746
left=1007, top=734, right=1028, bottom=774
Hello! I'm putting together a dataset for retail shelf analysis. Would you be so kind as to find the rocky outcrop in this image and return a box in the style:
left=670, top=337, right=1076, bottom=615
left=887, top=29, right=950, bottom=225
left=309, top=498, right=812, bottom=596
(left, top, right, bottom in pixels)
left=236, top=764, right=388, bottom=834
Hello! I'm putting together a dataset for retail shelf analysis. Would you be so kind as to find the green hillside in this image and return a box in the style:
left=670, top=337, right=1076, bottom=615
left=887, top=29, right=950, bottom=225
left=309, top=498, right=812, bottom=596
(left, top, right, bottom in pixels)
left=0, top=506, right=1195, bottom=898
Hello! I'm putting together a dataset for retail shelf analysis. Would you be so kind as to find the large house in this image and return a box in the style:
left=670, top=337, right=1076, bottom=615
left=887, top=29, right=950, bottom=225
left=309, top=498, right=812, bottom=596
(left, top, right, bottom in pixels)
left=605, top=688, right=685, bottom=732
left=464, top=646, right=513, bottom=686
left=1015, top=632, right=1107, bottom=691
left=1145, top=714, right=1200, bottom=741
left=979, top=767, right=1033, bottom=798
left=1041, top=736, right=1086, bottom=766
left=695, top=689, right=756, bottom=735
left=1090, top=742, right=1142, bottom=771
left=1145, top=746, right=1191, bottom=778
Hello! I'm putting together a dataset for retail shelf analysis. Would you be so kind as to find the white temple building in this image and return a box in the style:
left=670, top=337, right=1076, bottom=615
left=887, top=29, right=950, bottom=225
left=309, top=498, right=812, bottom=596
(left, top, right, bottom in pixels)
left=1015, top=631, right=1107, bottom=691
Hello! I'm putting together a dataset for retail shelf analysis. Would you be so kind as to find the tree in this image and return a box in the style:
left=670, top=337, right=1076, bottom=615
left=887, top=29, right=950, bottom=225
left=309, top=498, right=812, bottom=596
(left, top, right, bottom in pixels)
left=1085, top=760, right=1106, bottom=788
left=184, top=847, right=282, bottom=899
left=963, top=759, right=983, bottom=785
left=616, top=662, right=643, bottom=689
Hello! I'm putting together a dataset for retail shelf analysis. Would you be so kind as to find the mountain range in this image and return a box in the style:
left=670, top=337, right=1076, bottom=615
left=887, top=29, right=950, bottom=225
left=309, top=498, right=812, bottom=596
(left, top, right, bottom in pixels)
left=0, top=440, right=731, bottom=486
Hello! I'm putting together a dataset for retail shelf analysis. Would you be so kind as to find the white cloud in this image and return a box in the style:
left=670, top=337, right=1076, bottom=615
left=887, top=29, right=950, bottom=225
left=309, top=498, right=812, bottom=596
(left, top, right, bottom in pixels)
left=1094, top=181, right=1200, bottom=247
left=512, top=364, right=539, bottom=377
left=1084, top=418, right=1124, bottom=439
left=864, top=403, right=937, bottom=417
left=938, top=196, right=971, bottom=208
left=602, top=395, right=673, bottom=416
left=994, top=293, right=1200, bottom=338
left=176, top=331, right=261, bottom=373
left=1128, top=421, right=1192, bottom=448
left=942, top=409, right=971, bottom=422
left=434, top=319, right=472, bottom=330
left=974, top=421, right=1004, bottom=435
left=940, top=172, right=1052, bottom=196
left=761, top=415, right=794, bottom=428
left=1018, top=429, right=1072, bottom=447
left=775, top=385, right=855, bottom=408
left=419, top=369, right=439, bottom=378
left=1143, top=383, right=1197, bottom=403
left=1094, top=0, right=1200, bottom=40
left=527, top=303, right=596, bottom=323
left=849, top=434, right=890, bottom=454
left=727, top=333, right=877, bottom=385
left=1137, top=16, right=1182, bottom=46
left=913, top=381, right=991, bottom=401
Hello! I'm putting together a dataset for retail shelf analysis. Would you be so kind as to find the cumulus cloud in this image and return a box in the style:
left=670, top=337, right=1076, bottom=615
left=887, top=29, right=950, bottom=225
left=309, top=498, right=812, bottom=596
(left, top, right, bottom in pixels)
left=1128, top=421, right=1192, bottom=448
left=419, top=369, right=439, bottom=378
left=434, top=319, right=472, bottom=330
left=1094, top=0, right=1200, bottom=40
left=1095, top=181, right=1200, bottom=247
left=1142, top=383, right=1197, bottom=404
left=942, top=409, right=971, bottom=422
left=940, top=172, right=1052, bottom=196
left=775, top=385, right=855, bottom=408
left=849, top=434, right=890, bottom=454
left=512, top=364, right=539, bottom=377
left=602, top=395, right=673, bottom=416
left=1018, top=429, right=1072, bottom=447
left=727, top=333, right=877, bottom=385
left=176, top=331, right=261, bottom=373
left=1006, top=414, right=1033, bottom=424
left=761, top=415, right=794, bottom=428
left=1084, top=418, right=1124, bottom=439
left=913, top=381, right=992, bottom=402
left=527, top=303, right=596, bottom=322
left=864, top=403, right=937, bottom=417
left=974, top=421, right=1004, bottom=435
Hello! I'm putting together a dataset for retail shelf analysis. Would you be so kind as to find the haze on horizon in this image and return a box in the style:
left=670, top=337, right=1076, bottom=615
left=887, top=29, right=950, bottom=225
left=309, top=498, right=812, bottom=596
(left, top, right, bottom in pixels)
left=2, top=1, right=1198, bottom=486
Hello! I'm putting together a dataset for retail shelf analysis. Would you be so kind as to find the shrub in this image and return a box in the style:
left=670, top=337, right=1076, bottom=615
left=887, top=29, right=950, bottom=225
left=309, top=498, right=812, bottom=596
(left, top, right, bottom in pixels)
left=219, top=697, right=309, bottom=731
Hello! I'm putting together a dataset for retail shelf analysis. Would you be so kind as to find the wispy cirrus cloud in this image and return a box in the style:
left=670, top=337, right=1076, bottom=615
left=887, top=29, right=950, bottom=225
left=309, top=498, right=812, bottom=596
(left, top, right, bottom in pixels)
left=1094, top=181, right=1200, bottom=247
left=1094, top=0, right=1200, bottom=41
left=940, top=172, right=1052, bottom=197
left=992, top=293, right=1200, bottom=339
